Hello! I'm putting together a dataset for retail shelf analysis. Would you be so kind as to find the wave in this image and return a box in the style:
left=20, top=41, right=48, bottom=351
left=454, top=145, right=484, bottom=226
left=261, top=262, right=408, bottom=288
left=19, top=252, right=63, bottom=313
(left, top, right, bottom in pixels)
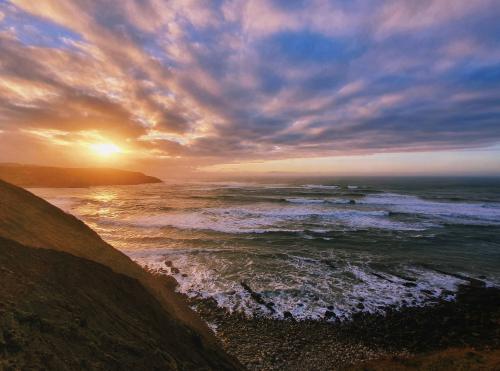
left=285, top=198, right=326, bottom=204
left=127, top=205, right=427, bottom=233
left=43, top=196, right=79, bottom=211
left=301, top=184, right=340, bottom=190
left=123, top=191, right=500, bottom=234
left=130, top=249, right=484, bottom=320
left=33, top=182, right=500, bottom=322
left=285, top=197, right=355, bottom=205
left=359, top=193, right=500, bottom=225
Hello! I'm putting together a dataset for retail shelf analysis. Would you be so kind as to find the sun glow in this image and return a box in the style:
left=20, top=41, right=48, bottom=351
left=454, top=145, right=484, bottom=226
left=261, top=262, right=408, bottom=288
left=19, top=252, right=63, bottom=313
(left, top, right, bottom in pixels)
left=90, top=142, right=121, bottom=156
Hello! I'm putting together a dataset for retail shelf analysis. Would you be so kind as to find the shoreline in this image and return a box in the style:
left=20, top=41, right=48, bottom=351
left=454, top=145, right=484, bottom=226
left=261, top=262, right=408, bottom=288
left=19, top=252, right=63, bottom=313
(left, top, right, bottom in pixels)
left=185, top=283, right=500, bottom=370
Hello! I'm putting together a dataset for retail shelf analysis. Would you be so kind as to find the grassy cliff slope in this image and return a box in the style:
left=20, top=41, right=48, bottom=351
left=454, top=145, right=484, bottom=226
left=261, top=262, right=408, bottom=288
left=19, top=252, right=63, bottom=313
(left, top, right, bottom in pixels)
left=0, top=179, right=241, bottom=370
left=0, top=237, right=237, bottom=370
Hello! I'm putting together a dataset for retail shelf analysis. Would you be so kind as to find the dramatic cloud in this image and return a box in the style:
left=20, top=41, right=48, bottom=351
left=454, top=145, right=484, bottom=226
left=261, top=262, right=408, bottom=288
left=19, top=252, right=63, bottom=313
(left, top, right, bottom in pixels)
left=0, top=0, right=499, bottom=170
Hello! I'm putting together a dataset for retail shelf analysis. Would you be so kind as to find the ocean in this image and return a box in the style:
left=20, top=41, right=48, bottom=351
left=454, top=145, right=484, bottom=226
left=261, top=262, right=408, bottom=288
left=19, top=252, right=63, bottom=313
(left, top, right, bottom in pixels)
left=31, top=177, right=500, bottom=320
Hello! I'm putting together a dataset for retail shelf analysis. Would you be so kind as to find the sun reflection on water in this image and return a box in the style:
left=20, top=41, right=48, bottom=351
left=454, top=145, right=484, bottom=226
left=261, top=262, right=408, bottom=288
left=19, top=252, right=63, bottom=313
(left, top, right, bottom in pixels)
left=92, top=189, right=117, bottom=202
left=75, top=189, right=120, bottom=218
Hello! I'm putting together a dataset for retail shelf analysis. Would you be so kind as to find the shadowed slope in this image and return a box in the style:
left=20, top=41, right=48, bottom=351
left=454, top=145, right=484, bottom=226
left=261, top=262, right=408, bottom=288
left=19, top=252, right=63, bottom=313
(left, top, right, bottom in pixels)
left=0, top=237, right=236, bottom=370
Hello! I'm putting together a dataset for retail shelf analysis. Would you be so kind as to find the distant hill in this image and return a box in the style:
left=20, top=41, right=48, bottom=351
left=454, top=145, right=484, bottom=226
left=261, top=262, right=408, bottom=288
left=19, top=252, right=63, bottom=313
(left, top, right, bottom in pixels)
left=0, top=179, right=241, bottom=370
left=0, top=164, right=162, bottom=187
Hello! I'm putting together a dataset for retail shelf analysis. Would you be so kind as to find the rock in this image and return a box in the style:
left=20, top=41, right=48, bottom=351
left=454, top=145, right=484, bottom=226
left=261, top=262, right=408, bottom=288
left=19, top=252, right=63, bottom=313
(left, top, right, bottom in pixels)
left=324, top=310, right=336, bottom=320
left=241, top=282, right=274, bottom=312
left=321, top=259, right=337, bottom=269
left=283, top=311, right=294, bottom=320
left=164, top=260, right=173, bottom=267
left=468, top=278, right=486, bottom=288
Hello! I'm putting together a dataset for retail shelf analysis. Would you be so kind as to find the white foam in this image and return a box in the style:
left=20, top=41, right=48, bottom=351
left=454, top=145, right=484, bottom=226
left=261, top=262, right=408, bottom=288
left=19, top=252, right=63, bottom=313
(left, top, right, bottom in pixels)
left=127, top=205, right=424, bottom=233
left=129, top=248, right=470, bottom=321
left=285, top=198, right=353, bottom=205
left=31, top=183, right=499, bottom=322
left=360, top=193, right=500, bottom=225
left=285, top=198, right=325, bottom=204
left=326, top=199, right=353, bottom=204
left=302, top=184, right=340, bottom=190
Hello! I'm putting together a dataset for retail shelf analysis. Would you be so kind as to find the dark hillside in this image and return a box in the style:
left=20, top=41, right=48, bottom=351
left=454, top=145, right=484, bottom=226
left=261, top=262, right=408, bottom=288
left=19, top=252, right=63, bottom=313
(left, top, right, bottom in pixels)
left=0, top=179, right=241, bottom=370
left=0, top=179, right=212, bottom=337
left=0, top=237, right=237, bottom=370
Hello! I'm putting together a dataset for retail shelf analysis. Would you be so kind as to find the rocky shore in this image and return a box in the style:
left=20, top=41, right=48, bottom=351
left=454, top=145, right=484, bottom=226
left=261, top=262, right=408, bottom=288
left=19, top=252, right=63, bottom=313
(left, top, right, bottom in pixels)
left=186, top=283, right=500, bottom=370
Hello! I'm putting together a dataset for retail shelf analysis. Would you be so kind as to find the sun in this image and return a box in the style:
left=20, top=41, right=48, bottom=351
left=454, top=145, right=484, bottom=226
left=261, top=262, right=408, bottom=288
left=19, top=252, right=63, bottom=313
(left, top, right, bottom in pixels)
left=91, top=142, right=121, bottom=157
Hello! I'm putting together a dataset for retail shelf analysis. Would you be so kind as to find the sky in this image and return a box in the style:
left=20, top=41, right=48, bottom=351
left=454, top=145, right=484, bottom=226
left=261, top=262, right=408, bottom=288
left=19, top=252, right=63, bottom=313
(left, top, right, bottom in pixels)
left=0, top=0, right=499, bottom=177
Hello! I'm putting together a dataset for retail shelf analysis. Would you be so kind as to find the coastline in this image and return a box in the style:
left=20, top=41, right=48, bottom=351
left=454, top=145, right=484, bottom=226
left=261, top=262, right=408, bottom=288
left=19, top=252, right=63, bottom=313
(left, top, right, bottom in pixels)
left=185, top=283, right=500, bottom=370
left=4, top=178, right=499, bottom=370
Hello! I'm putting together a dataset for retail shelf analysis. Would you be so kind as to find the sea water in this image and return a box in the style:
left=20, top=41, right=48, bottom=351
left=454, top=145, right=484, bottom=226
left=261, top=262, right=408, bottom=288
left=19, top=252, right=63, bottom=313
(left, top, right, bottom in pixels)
left=31, top=177, right=500, bottom=320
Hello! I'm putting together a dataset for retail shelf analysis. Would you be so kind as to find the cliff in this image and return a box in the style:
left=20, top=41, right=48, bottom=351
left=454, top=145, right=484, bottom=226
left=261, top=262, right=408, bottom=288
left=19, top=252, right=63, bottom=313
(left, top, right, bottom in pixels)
left=0, top=164, right=162, bottom=187
left=0, top=179, right=241, bottom=370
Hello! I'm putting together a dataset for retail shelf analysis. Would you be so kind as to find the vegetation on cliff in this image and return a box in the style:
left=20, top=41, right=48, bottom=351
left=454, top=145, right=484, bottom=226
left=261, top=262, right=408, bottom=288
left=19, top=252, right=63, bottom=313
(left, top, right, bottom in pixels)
left=0, top=179, right=240, bottom=370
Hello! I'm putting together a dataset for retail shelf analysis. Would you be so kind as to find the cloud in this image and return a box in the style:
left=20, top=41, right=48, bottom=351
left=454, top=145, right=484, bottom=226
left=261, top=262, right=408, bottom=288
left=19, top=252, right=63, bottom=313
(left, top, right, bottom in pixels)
left=0, top=0, right=499, bottom=168
left=374, top=0, right=495, bottom=39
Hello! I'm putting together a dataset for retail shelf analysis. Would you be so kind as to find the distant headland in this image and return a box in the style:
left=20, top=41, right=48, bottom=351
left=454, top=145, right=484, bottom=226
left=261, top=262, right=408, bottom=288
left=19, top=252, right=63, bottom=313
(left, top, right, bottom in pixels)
left=0, top=163, right=162, bottom=188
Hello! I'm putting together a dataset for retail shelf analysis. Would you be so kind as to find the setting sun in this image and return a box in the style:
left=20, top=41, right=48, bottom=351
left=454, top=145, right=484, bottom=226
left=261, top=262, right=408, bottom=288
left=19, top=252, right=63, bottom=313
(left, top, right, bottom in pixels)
left=91, top=142, right=121, bottom=156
